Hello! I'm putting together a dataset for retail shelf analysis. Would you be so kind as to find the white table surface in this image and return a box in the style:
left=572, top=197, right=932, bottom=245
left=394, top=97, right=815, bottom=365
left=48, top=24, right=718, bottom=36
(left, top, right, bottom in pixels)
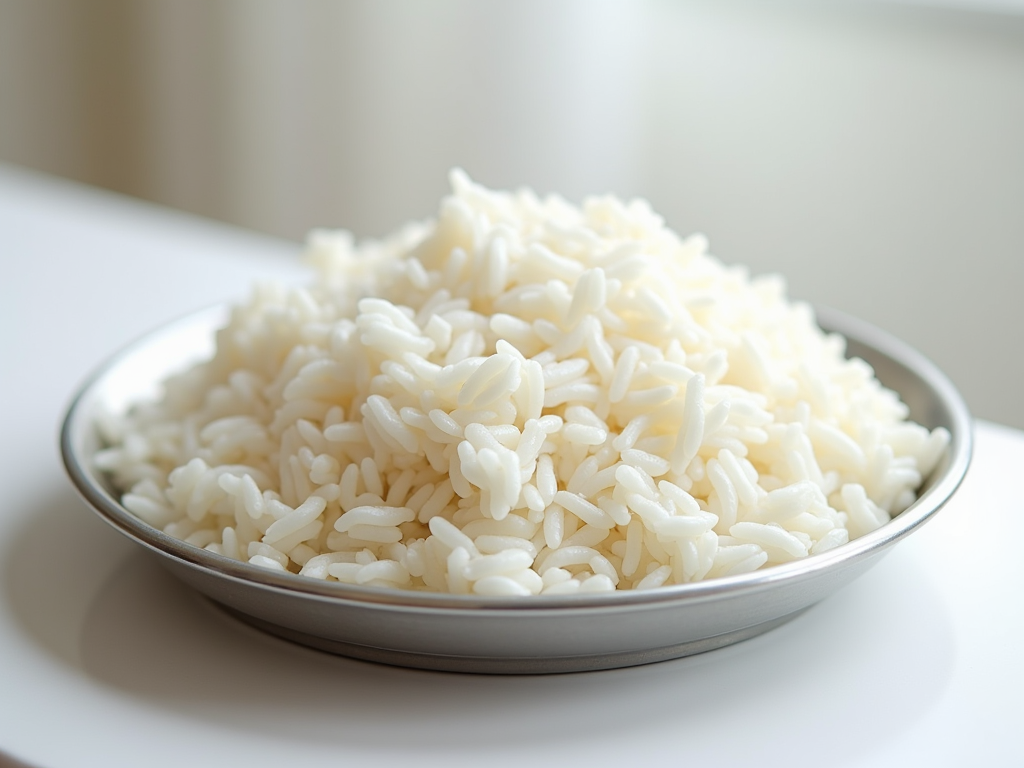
left=1, top=164, right=1021, bottom=768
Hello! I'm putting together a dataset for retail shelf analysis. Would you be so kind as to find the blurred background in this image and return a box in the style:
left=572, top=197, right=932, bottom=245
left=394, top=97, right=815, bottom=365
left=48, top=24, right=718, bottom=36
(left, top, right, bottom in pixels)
left=1, top=0, right=1022, bottom=427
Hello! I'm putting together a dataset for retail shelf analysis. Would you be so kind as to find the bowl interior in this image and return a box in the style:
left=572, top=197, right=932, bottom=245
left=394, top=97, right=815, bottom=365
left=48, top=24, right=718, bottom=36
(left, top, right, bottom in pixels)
left=62, top=304, right=973, bottom=612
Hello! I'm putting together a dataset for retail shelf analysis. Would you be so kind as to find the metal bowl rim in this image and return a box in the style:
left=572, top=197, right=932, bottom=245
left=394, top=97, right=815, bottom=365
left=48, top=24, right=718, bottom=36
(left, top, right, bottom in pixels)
left=60, top=303, right=973, bottom=614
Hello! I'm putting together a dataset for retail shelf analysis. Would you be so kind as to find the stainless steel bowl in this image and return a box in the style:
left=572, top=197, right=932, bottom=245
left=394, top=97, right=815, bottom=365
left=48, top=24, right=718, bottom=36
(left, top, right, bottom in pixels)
left=61, top=305, right=972, bottom=674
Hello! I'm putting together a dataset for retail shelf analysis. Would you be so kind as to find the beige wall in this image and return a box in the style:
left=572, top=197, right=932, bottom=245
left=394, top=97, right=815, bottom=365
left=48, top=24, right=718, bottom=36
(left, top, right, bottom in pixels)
left=2, top=0, right=1023, bottom=428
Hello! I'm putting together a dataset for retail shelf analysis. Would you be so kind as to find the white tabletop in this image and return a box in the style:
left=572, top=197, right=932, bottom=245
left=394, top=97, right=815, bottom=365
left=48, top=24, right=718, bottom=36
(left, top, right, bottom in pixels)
left=1, top=165, right=1021, bottom=768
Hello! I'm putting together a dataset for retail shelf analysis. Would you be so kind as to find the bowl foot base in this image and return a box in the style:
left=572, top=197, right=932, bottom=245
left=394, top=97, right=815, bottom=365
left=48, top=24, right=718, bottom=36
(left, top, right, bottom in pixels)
left=220, top=606, right=808, bottom=675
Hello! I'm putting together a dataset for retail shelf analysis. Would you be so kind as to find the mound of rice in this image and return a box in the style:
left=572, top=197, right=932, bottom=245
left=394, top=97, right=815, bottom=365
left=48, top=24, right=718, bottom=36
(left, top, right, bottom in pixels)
left=96, top=171, right=949, bottom=595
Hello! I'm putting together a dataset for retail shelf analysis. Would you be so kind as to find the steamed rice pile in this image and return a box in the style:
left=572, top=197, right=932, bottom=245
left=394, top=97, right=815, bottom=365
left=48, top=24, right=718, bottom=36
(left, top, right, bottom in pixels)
left=97, top=171, right=949, bottom=595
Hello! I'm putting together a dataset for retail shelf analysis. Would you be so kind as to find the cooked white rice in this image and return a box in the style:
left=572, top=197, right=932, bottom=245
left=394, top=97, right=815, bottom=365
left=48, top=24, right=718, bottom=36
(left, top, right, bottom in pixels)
left=96, top=171, right=949, bottom=594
